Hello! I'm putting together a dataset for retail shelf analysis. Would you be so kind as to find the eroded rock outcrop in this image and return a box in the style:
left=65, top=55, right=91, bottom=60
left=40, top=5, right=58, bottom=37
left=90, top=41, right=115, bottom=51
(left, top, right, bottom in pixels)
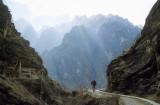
left=0, top=1, right=70, bottom=104
left=107, top=0, right=160, bottom=103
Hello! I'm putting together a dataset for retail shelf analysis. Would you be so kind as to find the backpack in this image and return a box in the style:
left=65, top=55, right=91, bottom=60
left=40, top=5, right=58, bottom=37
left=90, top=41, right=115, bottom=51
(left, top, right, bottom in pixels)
left=91, top=80, right=96, bottom=86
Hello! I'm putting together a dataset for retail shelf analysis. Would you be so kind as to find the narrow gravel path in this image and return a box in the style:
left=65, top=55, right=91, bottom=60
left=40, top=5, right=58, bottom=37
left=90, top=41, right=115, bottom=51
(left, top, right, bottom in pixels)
left=87, top=89, right=160, bottom=105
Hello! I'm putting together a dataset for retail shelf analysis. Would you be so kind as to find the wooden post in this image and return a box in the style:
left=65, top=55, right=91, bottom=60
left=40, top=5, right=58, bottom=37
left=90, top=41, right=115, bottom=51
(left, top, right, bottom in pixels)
left=3, top=21, right=8, bottom=38
left=19, top=60, right=21, bottom=75
left=3, top=28, right=7, bottom=38
left=4, top=61, right=7, bottom=75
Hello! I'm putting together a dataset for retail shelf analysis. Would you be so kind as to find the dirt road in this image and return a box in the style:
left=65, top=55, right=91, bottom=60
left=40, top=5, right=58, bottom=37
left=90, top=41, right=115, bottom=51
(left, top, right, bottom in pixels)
left=87, top=89, right=160, bottom=105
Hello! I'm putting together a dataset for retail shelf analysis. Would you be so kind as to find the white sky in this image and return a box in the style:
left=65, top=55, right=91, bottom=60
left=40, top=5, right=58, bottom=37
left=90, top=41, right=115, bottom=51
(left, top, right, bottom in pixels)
left=4, top=0, right=157, bottom=30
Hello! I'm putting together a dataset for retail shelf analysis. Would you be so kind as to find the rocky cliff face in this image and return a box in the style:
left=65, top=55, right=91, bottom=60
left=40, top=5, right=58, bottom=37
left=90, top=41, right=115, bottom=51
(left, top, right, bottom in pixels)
left=0, top=1, right=70, bottom=104
left=42, top=26, right=97, bottom=91
left=106, top=0, right=160, bottom=103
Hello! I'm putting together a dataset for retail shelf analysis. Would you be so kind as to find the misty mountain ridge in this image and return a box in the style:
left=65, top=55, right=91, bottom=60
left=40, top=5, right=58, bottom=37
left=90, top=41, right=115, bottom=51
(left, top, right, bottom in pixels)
left=54, top=14, right=138, bottom=36
left=41, top=15, right=141, bottom=91
left=13, top=14, right=141, bottom=91
left=13, top=14, right=141, bottom=54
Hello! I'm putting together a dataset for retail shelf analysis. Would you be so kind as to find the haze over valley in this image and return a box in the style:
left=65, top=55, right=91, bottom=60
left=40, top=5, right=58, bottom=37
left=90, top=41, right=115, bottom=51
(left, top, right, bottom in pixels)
left=3, top=0, right=156, bottom=90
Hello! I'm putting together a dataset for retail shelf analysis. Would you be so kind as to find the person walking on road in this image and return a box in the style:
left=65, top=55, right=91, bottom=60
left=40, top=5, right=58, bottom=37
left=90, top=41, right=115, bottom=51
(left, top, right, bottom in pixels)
left=91, top=80, right=97, bottom=92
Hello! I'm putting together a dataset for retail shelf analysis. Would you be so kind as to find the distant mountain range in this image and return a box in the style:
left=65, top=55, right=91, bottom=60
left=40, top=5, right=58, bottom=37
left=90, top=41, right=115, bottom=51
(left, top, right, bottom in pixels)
left=14, top=14, right=141, bottom=91
left=41, top=14, right=141, bottom=91
left=14, top=19, right=62, bottom=53
left=14, top=14, right=141, bottom=53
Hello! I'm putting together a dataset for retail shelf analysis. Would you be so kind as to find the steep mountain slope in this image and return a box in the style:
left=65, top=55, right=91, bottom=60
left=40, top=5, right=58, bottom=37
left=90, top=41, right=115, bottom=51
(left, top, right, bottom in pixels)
left=0, top=1, right=70, bottom=104
left=14, top=18, right=38, bottom=47
left=42, top=26, right=97, bottom=91
left=42, top=17, right=141, bottom=91
left=106, top=0, right=160, bottom=103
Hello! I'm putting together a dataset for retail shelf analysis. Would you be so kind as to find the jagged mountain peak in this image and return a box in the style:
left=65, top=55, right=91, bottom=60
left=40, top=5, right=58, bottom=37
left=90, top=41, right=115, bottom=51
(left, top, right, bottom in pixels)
left=70, top=25, right=87, bottom=34
left=42, top=16, right=141, bottom=91
left=90, top=14, right=107, bottom=20
left=62, top=25, right=88, bottom=40
left=60, top=25, right=91, bottom=49
left=72, top=15, right=89, bottom=25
